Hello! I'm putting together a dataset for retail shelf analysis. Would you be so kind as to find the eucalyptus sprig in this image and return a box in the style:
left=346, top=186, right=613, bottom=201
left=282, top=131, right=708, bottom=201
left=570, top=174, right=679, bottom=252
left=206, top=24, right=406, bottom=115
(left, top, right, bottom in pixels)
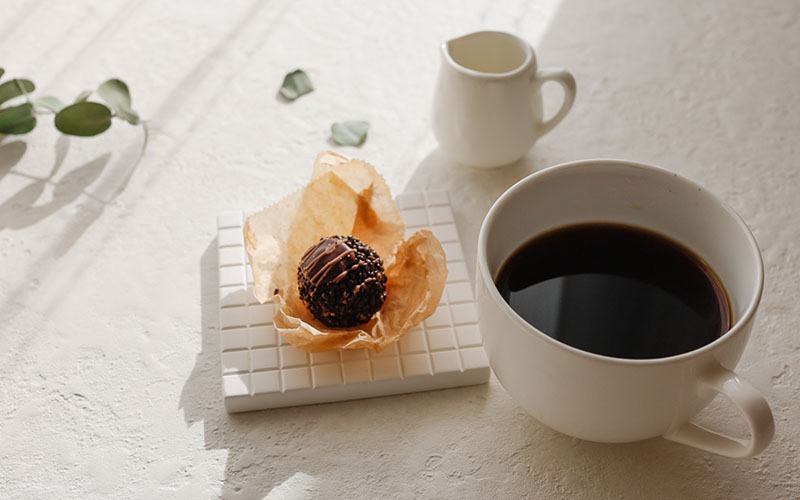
left=0, top=68, right=143, bottom=137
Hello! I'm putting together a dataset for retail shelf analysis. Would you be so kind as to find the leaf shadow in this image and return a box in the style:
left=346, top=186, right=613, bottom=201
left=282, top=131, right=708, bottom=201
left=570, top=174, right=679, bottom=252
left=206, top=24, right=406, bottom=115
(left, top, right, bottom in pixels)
left=0, top=140, right=27, bottom=182
left=0, top=125, right=147, bottom=324
left=50, top=134, right=71, bottom=178
left=0, top=152, right=110, bottom=231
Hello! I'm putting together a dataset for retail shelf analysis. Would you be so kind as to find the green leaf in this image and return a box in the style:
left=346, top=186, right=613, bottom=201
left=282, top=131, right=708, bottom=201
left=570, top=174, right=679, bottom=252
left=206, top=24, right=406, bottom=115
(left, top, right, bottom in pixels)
left=0, top=68, right=4, bottom=80
left=330, top=120, right=369, bottom=146
left=97, top=78, right=139, bottom=124
left=33, top=95, right=65, bottom=113
left=75, top=89, right=92, bottom=103
left=0, top=103, right=37, bottom=134
left=0, top=79, right=35, bottom=106
left=55, top=102, right=113, bottom=136
left=98, top=78, right=131, bottom=108
left=279, top=69, right=313, bottom=101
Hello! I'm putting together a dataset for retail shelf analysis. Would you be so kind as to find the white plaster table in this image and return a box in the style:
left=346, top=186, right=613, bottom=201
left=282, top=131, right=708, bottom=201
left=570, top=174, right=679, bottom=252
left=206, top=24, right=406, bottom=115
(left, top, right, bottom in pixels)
left=1, top=1, right=798, bottom=498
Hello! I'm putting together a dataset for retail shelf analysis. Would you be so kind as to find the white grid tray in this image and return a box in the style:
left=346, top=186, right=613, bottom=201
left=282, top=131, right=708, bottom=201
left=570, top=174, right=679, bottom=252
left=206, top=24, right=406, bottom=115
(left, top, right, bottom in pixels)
left=216, top=191, right=490, bottom=413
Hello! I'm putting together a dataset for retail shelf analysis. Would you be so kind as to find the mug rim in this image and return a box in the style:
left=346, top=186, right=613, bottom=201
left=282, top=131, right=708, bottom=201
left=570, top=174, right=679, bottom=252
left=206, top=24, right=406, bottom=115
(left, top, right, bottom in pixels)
left=476, top=158, right=765, bottom=366
left=442, top=30, right=535, bottom=79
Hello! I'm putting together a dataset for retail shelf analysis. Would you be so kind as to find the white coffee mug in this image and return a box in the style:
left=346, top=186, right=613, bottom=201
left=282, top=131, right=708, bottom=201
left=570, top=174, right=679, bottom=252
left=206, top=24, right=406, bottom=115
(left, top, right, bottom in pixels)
left=432, top=30, right=576, bottom=168
left=476, top=159, right=774, bottom=457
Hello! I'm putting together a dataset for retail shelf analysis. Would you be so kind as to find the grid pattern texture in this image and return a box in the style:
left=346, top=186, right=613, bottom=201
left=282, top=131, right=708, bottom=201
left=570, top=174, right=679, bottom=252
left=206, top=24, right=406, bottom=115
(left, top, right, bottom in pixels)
left=217, top=191, right=490, bottom=413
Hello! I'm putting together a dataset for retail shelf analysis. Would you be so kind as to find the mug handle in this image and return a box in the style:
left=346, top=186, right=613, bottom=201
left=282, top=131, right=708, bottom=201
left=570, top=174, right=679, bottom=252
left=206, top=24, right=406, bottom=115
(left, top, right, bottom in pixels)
left=532, top=68, right=577, bottom=136
left=663, top=364, right=774, bottom=457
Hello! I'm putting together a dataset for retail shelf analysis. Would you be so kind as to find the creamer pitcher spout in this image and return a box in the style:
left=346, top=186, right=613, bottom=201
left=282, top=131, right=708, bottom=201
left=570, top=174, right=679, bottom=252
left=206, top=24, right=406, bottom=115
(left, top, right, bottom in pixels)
left=441, top=30, right=534, bottom=77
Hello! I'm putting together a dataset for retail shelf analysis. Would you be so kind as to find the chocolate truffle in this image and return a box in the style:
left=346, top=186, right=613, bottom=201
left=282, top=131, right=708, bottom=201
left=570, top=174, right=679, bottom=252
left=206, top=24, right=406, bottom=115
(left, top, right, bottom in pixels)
left=298, top=235, right=387, bottom=328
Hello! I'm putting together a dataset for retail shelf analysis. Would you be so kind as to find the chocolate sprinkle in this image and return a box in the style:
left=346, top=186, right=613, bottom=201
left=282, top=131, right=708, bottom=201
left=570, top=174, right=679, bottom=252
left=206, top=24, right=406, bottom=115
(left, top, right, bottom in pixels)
left=298, top=235, right=387, bottom=327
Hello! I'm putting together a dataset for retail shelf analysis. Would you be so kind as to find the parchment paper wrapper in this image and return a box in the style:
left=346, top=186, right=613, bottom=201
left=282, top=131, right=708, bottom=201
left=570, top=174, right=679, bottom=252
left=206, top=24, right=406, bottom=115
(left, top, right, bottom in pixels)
left=244, top=151, right=447, bottom=352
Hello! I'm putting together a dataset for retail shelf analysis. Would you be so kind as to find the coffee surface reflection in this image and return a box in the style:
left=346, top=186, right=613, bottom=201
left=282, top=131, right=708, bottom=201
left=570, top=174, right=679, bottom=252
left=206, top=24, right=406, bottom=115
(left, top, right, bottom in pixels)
left=494, top=223, right=731, bottom=359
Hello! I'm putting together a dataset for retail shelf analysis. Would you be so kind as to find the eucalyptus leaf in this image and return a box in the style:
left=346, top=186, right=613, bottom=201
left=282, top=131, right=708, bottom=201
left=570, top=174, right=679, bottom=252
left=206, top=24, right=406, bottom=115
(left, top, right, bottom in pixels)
left=0, top=103, right=37, bottom=135
left=97, top=78, right=139, bottom=125
left=33, top=95, right=65, bottom=113
left=75, top=90, right=92, bottom=103
left=55, top=102, right=113, bottom=136
left=330, top=120, right=369, bottom=146
left=279, top=69, right=313, bottom=101
left=0, top=79, right=35, bottom=106
left=98, top=79, right=131, bottom=108
left=0, top=68, right=4, bottom=80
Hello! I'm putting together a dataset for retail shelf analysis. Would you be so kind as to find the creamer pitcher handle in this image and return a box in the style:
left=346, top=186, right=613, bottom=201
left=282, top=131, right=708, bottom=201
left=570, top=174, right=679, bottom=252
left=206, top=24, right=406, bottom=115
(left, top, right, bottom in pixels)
left=663, top=364, right=774, bottom=457
left=532, top=68, right=576, bottom=136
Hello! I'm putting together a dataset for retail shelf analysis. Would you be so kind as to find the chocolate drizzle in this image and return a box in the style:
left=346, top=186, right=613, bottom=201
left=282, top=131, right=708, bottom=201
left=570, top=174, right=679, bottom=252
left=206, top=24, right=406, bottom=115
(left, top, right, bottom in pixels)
left=300, top=237, right=357, bottom=286
left=297, top=235, right=387, bottom=328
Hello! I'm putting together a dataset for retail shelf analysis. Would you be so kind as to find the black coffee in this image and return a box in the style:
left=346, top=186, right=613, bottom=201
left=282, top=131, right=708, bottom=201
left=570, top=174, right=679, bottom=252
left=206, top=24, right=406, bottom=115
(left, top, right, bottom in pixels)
left=495, top=223, right=730, bottom=359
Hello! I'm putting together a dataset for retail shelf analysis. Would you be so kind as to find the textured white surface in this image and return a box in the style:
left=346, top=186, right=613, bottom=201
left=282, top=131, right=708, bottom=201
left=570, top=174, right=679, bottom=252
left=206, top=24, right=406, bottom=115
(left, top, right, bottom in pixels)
left=1, top=0, right=799, bottom=498
left=216, top=194, right=489, bottom=413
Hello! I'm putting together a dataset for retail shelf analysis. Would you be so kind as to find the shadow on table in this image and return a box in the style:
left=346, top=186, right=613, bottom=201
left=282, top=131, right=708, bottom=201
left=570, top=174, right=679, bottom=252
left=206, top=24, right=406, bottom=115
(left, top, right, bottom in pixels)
left=0, top=130, right=146, bottom=237
left=0, top=131, right=147, bottom=327
left=180, top=240, right=491, bottom=499
left=0, top=139, right=109, bottom=233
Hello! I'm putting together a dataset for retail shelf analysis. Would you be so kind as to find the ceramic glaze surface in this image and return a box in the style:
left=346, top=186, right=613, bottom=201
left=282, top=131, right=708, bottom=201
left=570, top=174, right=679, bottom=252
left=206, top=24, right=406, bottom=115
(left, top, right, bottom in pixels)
left=433, top=31, right=576, bottom=168
left=476, top=160, right=772, bottom=457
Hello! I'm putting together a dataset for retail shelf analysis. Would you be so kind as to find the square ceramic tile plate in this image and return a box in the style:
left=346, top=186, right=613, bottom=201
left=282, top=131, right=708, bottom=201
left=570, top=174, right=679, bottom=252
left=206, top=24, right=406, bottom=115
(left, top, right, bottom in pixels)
left=216, top=191, right=490, bottom=413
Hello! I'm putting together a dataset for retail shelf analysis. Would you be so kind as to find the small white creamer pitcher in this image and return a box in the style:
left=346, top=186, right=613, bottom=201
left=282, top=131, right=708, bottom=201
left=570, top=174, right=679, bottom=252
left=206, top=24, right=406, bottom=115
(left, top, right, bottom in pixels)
left=432, top=30, right=576, bottom=168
